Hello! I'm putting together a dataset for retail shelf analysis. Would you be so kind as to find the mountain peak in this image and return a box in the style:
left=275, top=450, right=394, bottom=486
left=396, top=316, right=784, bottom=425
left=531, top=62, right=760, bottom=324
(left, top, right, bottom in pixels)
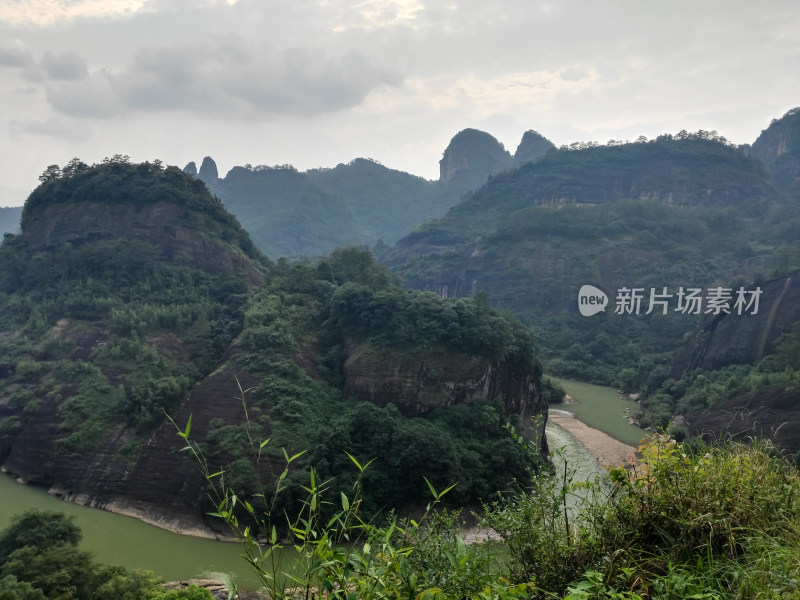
left=198, top=156, right=219, bottom=184
left=514, top=129, right=556, bottom=164
left=438, top=128, right=512, bottom=186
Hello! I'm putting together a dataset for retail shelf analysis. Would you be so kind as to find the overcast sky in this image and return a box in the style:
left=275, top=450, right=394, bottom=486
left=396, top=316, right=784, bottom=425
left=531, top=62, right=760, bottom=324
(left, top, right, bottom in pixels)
left=1, top=0, right=799, bottom=207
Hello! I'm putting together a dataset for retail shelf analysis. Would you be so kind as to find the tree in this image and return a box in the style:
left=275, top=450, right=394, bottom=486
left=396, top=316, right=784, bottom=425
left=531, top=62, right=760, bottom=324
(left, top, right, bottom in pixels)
left=37, top=164, right=61, bottom=184
left=0, top=510, right=81, bottom=561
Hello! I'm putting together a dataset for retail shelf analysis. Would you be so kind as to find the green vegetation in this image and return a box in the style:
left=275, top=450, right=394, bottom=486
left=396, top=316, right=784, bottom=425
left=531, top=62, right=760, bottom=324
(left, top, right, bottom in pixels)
left=636, top=320, right=800, bottom=431
left=390, top=130, right=800, bottom=392
left=182, top=414, right=800, bottom=599
left=208, top=247, right=543, bottom=515
left=24, top=156, right=259, bottom=261
left=1, top=155, right=543, bottom=520
left=212, top=159, right=458, bottom=258
left=0, top=509, right=173, bottom=599
left=0, top=159, right=261, bottom=459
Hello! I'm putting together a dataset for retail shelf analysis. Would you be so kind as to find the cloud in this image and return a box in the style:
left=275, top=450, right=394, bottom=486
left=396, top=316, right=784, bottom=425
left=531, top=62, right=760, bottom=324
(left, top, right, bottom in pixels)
left=0, top=0, right=147, bottom=27
left=10, top=117, right=91, bottom=142
left=41, top=40, right=402, bottom=119
left=41, top=50, right=87, bottom=80
left=0, top=40, right=34, bottom=68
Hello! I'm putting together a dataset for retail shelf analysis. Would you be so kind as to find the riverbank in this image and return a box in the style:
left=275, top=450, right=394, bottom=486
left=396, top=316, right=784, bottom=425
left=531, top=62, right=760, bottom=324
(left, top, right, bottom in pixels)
left=548, top=409, right=639, bottom=469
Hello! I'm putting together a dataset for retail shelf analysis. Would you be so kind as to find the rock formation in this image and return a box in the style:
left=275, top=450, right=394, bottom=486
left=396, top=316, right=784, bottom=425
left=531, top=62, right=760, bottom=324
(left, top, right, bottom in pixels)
left=198, top=156, right=219, bottom=185
left=671, top=271, right=800, bottom=376
left=438, top=129, right=513, bottom=191
left=513, top=129, right=555, bottom=165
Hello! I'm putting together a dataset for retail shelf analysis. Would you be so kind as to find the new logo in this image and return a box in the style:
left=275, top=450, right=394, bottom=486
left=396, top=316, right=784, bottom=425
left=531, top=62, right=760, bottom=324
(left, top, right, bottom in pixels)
left=578, top=285, right=608, bottom=317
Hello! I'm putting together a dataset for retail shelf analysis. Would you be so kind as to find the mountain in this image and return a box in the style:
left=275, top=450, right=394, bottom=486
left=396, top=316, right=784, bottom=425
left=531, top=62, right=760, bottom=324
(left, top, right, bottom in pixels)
left=749, top=107, right=800, bottom=200
left=184, top=129, right=555, bottom=259
left=385, top=119, right=800, bottom=449
left=0, top=160, right=547, bottom=533
left=438, top=128, right=513, bottom=192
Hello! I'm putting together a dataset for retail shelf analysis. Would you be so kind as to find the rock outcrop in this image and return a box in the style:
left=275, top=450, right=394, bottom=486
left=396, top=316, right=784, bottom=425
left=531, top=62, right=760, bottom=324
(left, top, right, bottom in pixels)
left=343, top=341, right=548, bottom=453
left=750, top=107, right=800, bottom=199
left=671, top=272, right=800, bottom=376
left=688, top=383, right=800, bottom=454
left=438, top=129, right=513, bottom=191
left=20, top=199, right=263, bottom=284
left=198, top=156, right=219, bottom=185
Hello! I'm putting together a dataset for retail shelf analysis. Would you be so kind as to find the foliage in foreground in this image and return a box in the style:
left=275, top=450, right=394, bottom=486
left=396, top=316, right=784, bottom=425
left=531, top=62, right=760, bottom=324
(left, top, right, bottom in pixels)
left=0, top=509, right=210, bottom=599
left=179, top=417, right=800, bottom=600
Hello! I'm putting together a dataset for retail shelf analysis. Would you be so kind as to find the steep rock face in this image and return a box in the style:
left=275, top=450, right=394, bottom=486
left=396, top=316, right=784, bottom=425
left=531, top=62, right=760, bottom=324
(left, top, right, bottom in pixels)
left=688, top=383, right=800, bottom=454
left=343, top=340, right=548, bottom=454
left=183, top=161, right=198, bottom=176
left=2, top=362, right=260, bottom=538
left=750, top=107, right=800, bottom=199
left=198, top=156, right=219, bottom=185
left=671, top=272, right=800, bottom=376
left=439, top=129, right=512, bottom=190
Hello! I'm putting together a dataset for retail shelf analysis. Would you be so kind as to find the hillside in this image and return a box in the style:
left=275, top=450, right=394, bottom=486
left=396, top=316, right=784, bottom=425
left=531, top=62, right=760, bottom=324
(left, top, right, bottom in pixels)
left=0, top=162, right=547, bottom=533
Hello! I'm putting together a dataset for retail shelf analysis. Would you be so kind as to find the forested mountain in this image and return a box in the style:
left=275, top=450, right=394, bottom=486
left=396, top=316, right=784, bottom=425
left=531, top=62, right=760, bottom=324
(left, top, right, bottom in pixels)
left=0, top=159, right=546, bottom=534
left=386, top=108, right=800, bottom=452
left=187, top=128, right=554, bottom=258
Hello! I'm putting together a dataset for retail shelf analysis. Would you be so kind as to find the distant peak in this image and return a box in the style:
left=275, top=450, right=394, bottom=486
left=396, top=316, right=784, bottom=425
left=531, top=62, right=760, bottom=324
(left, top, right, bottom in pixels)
left=439, top=128, right=511, bottom=184
left=514, top=130, right=555, bottom=165
left=183, top=161, right=197, bottom=176
left=198, top=156, right=219, bottom=184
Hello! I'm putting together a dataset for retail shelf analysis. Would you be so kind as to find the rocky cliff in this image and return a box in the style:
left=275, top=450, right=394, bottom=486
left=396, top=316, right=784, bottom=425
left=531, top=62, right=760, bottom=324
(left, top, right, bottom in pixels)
left=20, top=199, right=263, bottom=284
left=688, top=382, right=800, bottom=454
left=344, top=340, right=547, bottom=444
left=0, top=159, right=270, bottom=535
left=671, top=272, right=800, bottom=376
left=438, top=128, right=513, bottom=192
left=750, top=107, right=800, bottom=200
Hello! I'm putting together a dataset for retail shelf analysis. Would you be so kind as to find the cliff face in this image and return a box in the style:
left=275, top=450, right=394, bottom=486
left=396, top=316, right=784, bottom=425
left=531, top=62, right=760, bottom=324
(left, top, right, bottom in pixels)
left=671, top=272, right=800, bottom=376
left=438, top=129, right=513, bottom=192
left=750, top=107, right=800, bottom=200
left=1, top=359, right=259, bottom=538
left=343, top=341, right=548, bottom=453
left=688, top=383, right=800, bottom=454
left=0, top=160, right=270, bottom=535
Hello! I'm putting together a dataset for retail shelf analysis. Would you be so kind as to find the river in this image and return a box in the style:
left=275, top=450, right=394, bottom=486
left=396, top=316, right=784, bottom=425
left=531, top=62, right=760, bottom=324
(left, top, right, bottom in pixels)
left=550, top=377, right=646, bottom=446
left=1, top=377, right=633, bottom=589
left=0, top=472, right=263, bottom=589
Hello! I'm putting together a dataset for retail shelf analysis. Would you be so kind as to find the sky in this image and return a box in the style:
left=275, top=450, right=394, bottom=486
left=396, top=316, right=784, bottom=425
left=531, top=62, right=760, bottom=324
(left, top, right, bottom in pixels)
left=0, top=0, right=799, bottom=207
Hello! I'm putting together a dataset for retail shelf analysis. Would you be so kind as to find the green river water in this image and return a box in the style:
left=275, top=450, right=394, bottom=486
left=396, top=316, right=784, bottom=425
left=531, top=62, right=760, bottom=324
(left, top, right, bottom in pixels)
left=0, top=377, right=639, bottom=588
left=550, top=377, right=647, bottom=447
left=0, top=472, right=264, bottom=589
